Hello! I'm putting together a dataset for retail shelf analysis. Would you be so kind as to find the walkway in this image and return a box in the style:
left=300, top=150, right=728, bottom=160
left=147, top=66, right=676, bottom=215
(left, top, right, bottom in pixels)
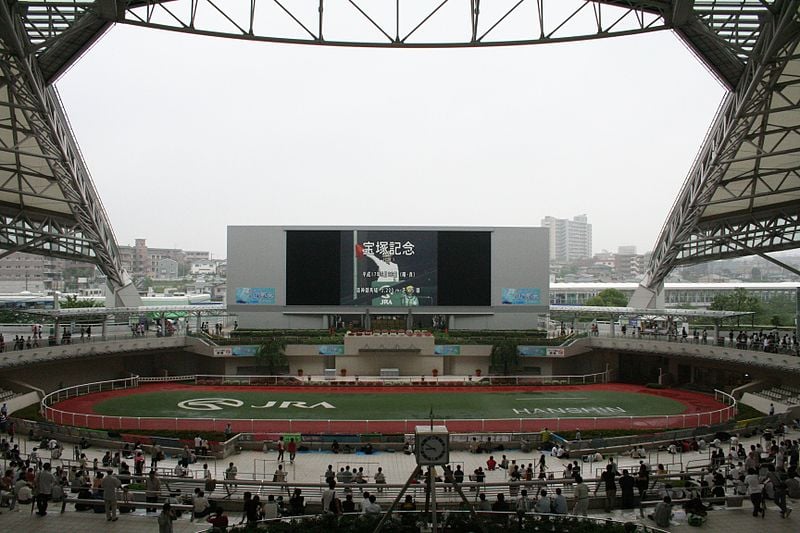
left=0, top=428, right=797, bottom=533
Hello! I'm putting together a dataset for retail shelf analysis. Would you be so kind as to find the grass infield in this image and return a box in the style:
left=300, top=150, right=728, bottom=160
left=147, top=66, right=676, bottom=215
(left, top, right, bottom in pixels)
left=89, top=389, right=688, bottom=420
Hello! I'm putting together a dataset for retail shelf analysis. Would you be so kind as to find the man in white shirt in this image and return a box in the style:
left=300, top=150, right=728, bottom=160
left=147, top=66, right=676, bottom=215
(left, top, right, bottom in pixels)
left=174, top=463, right=187, bottom=477
left=16, top=480, right=33, bottom=505
left=744, top=468, right=764, bottom=517
left=363, top=494, right=381, bottom=516
left=322, top=481, right=337, bottom=514
left=273, top=464, right=287, bottom=483
left=193, top=490, right=210, bottom=518
left=262, top=495, right=279, bottom=518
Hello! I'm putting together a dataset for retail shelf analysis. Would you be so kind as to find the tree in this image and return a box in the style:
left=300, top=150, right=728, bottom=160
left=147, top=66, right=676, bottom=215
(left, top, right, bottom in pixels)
left=709, top=288, right=761, bottom=326
left=709, top=288, right=762, bottom=314
left=755, top=292, right=795, bottom=326
left=491, top=340, right=518, bottom=375
left=585, top=288, right=629, bottom=307
left=61, top=295, right=102, bottom=308
left=256, top=338, right=288, bottom=375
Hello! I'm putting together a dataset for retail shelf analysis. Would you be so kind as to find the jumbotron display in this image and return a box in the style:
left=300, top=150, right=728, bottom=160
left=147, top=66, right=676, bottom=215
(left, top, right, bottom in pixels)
left=286, top=230, right=491, bottom=307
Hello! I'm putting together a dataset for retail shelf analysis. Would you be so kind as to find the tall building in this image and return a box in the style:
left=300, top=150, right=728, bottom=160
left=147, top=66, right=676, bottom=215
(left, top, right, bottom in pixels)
left=0, top=253, right=47, bottom=292
left=541, top=214, right=592, bottom=263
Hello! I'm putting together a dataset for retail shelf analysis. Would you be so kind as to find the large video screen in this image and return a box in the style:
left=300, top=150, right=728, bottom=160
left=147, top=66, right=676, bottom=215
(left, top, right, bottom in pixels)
left=342, top=230, right=437, bottom=307
left=286, top=230, right=490, bottom=307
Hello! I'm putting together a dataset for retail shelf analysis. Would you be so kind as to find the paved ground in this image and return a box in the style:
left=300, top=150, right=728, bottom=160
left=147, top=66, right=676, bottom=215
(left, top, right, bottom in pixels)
left=0, top=428, right=797, bottom=532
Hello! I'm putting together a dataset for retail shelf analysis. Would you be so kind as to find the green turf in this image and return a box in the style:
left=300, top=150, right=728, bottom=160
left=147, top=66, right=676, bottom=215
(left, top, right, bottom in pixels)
left=89, top=390, right=687, bottom=420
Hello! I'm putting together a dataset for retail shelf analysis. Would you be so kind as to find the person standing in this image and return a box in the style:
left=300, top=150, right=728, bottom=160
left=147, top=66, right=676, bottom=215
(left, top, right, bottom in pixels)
left=287, top=438, right=297, bottom=464
left=151, top=444, right=163, bottom=470
left=322, top=480, right=338, bottom=515
left=100, top=471, right=121, bottom=521
left=289, top=488, right=305, bottom=515
left=573, top=475, right=589, bottom=516
left=636, top=469, right=649, bottom=503
left=33, top=462, right=55, bottom=516
left=595, top=464, right=618, bottom=512
left=158, top=502, right=176, bottom=533
left=146, top=470, right=161, bottom=513
left=225, top=462, right=238, bottom=495
left=619, top=469, right=636, bottom=509
left=744, top=467, right=763, bottom=517
left=276, top=436, right=285, bottom=462
left=766, top=464, right=791, bottom=518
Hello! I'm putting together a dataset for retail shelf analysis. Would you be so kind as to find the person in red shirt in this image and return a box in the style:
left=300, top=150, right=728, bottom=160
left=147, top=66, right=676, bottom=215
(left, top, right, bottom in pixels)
left=486, top=456, right=497, bottom=471
left=207, top=506, right=229, bottom=529
left=287, top=438, right=297, bottom=464
left=134, top=451, right=145, bottom=476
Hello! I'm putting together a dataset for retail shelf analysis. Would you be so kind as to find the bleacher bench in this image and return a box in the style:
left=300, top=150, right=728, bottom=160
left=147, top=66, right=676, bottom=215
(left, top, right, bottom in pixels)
left=61, top=498, right=194, bottom=519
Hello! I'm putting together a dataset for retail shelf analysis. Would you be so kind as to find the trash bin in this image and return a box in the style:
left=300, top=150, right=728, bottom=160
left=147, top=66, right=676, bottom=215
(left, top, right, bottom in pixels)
left=717, top=337, right=725, bottom=347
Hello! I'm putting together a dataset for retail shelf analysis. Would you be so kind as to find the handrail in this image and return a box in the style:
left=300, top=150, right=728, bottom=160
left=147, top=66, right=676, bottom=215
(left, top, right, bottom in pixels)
left=38, top=375, right=738, bottom=434
left=194, top=509, right=672, bottom=533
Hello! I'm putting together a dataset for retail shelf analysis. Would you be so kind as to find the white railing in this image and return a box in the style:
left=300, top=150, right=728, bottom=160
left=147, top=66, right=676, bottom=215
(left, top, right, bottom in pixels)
left=191, top=370, right=612, bottom=386
left=138, top=374, right=196, bottom=383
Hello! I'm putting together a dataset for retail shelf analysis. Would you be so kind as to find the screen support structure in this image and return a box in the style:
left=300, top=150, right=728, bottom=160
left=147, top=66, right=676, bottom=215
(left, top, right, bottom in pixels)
left=372, top=464, right=485, bottom=533
left=0, top=2, right=140, bottom=306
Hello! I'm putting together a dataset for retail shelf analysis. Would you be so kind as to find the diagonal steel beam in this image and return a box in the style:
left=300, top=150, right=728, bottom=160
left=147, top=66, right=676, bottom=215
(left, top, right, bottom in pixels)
left=0, top=1, right=139, bottom=304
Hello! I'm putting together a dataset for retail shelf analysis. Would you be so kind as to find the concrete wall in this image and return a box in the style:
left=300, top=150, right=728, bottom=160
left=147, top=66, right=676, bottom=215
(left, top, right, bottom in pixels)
left=741, top=392, right=789, bottom=414
left=583, top=336, right=800, bottom=377
left=0, top=335, right=188, bottom=370
left=0, top=350, right=204, bottom=392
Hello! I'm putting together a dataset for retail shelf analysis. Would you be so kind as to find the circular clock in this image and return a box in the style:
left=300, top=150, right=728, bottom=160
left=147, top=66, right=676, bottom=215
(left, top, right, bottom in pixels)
left=418, top=434, right=448, bottom=464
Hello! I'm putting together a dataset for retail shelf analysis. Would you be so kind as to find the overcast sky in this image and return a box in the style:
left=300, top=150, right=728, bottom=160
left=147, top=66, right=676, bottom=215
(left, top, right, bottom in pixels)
left=56, top=16, right=725, bottom=260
